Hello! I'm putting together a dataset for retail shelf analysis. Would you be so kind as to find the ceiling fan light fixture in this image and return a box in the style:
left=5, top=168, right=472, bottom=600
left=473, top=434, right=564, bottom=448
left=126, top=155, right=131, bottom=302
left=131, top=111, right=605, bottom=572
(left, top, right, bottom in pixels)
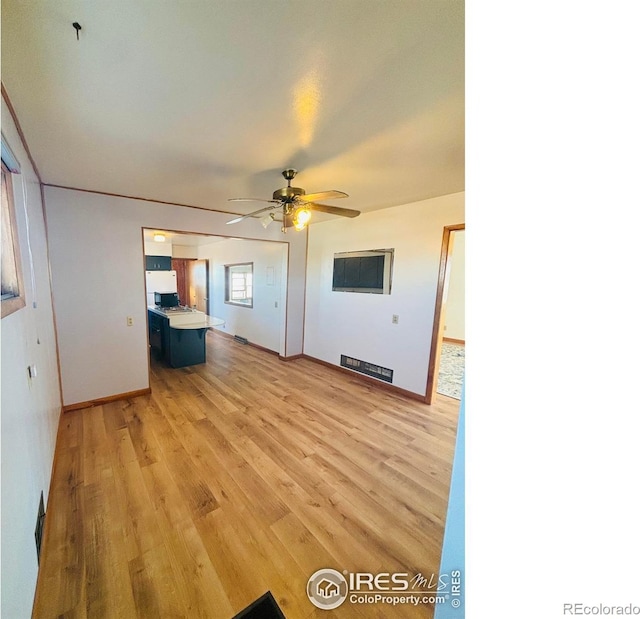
left=292, top=207, right=311, bottom=231
left=261, top=213, right=276, bottom=228
left=227, top=169, right=358, bottom=230
left=153, top=232, right=166, bottom=242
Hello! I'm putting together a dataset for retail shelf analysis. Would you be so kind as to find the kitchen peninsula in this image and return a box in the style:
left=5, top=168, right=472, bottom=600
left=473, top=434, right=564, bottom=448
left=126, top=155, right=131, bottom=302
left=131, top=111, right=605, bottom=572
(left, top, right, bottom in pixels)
left=148, top=306, right=224, bottom=368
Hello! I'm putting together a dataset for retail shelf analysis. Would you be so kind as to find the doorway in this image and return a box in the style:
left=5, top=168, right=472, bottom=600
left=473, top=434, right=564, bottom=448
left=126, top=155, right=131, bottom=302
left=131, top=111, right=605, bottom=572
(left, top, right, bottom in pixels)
left=425, top=224, right=465, bottom=404
left=142, top=228, right=289, bottom=356
left=188, top=259, right=209, bottom=314
left=170, top=257, right=209, bottom=314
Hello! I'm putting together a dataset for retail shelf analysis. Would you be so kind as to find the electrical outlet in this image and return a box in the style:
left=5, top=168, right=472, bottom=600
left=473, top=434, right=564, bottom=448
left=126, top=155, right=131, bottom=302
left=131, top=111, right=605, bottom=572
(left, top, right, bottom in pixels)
left=127, top=316, right=134, bottom=326
left=392, top=315, right=399, bottom=324
left=28, top=365, right=37, bottom=378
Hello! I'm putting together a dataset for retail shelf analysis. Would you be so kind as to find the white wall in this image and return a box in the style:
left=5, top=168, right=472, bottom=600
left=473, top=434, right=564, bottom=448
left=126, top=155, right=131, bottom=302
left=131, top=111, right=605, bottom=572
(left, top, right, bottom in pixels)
left=304, top=192, right=464, bottom=396
left=444, top=229, right=465, bottom=341
left=1, top=100, right=62, bottom=618
left=197, top=238, right=287, bottom=353
left=143, top=239, right=172, bottom=256
left=43, top=186, right=307, bottom=406
left=172, top=244, right=198, bottom=259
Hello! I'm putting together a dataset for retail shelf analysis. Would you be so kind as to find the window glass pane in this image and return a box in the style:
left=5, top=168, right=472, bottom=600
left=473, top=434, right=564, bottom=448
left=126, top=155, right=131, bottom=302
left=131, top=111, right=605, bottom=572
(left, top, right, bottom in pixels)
left=1, top=170, right=20, bottom=298
left=1, top=163, right=26, bottom=318
left=225, top=263, right=253, bottom=307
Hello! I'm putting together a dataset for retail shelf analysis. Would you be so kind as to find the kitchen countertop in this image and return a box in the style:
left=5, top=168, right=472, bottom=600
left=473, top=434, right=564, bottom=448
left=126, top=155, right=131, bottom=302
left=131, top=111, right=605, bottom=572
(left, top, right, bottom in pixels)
left=148, top=306, right=225, bottom=329
left=170, top=316, right=225, bottom=330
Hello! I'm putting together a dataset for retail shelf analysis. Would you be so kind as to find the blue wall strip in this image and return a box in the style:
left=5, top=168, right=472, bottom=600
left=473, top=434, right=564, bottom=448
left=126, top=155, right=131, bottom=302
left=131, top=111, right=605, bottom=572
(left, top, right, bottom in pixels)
left=434, top=386, right=465, bottom=618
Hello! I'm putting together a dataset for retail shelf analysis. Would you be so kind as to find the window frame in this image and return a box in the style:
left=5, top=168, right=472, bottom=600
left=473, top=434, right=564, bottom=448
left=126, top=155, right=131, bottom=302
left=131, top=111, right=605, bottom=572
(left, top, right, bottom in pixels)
left=1, top=161, right=26, bottom=318
left=224, top=262, right=253, bottom=308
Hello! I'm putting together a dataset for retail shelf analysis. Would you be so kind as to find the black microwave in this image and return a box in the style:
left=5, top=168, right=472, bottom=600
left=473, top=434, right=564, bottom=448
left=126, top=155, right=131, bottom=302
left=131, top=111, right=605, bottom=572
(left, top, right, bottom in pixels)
left=154, top=292, right=179, bottom=307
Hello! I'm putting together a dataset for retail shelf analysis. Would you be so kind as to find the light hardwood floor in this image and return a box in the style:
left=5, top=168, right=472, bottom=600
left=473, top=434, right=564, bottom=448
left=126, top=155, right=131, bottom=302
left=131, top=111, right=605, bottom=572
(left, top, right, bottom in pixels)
left=33, top=332, right=461, bottom=619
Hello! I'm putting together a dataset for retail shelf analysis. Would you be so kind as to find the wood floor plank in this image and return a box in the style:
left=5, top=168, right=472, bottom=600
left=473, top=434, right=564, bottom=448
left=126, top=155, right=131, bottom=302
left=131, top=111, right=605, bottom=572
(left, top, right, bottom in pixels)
left=143, top=397, right=220, bottom=520
left=120, top=398, right=162, bottom=467
left=83, top=479, right=138, bottom=618
left=81, top=407, right=111, bottom=485
left=110, top=459, right=165, bottom=560
left=305, top=448, right=444, bottom=572
left=160, top=518, right=234, bottom=618
left=128, top=554, right=163, bottom=619
left=130, top=542, right=190, bottom=619
left=270, top=511, right=340, bottom=577
left=139, top=459, right=194, bottom=528
left=191, top=509, right=264, bottom=614
left=33, top=331, right=461, bottom=619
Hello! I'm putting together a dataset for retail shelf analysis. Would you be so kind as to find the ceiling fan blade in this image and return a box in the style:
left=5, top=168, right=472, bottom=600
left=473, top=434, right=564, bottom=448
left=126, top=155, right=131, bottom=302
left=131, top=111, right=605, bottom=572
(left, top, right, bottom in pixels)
left=226, top=204, right=281, bottom=225
left=298, top=190, right=348, bottom=203
left=307, top=202, right=361, bottom=218
left=228, top=198, right=280, bottom=204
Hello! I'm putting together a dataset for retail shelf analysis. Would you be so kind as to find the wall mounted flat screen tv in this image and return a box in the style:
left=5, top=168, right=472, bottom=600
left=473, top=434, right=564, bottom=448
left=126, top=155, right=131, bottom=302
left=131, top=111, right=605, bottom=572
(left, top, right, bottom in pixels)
left=332, top=249, right=394, bottom=294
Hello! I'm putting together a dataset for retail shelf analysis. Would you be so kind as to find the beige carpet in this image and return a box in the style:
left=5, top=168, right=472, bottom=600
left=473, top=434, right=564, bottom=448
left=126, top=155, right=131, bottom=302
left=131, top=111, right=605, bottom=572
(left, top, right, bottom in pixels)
left=437, top=341, right=465, bottom=399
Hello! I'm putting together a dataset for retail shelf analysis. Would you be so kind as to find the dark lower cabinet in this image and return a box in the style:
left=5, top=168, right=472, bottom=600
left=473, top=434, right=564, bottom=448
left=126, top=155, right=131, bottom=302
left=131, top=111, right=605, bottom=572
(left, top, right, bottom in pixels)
left=148, top=310, right=208, bottom=368
left=148, top=310, right=169, bottom=358
left=167, top=327, right=207, bottom=368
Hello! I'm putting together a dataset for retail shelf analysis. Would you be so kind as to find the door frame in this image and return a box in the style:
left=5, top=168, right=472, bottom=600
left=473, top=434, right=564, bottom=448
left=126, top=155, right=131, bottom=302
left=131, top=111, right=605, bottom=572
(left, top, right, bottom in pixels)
left=425, top=223, right=465, bottom=404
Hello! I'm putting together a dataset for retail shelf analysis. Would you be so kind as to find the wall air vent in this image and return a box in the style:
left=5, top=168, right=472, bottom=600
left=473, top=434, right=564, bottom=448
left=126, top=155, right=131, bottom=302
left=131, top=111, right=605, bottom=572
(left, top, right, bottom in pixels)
left=234, top=335, right=248, bottom=345
left=35, top=491, right=45, bottom=564
left=340, top=355, right=394, bottom=383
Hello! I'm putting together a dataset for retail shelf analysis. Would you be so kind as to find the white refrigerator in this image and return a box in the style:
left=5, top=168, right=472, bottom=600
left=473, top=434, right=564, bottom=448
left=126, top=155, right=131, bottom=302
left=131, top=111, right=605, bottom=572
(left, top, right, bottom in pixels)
left=145, top=270, right=178, bottom=306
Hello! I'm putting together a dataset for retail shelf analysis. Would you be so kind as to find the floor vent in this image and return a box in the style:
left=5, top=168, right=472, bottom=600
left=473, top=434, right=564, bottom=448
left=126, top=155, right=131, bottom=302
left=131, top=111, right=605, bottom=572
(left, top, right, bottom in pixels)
left=234, top=335, right=249, bottom=345
left=35, top=491, right=45, bottom=564
left=340, top=355, right=394, bottom=383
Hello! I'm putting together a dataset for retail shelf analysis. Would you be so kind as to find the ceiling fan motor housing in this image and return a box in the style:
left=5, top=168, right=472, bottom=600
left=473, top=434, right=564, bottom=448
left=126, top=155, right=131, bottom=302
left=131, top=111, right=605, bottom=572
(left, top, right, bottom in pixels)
left=274, top=168, right=305, bottom=204
left=272, top=186, right=305, bottom=202
left=227, top=167, right=357, bottom=228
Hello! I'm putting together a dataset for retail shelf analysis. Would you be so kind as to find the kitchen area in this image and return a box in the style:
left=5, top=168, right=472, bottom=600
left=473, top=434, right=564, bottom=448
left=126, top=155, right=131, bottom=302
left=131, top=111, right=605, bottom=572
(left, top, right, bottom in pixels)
left=143, top=228, right=288, bottom=363
left=144, top=230, right=224, bottom=368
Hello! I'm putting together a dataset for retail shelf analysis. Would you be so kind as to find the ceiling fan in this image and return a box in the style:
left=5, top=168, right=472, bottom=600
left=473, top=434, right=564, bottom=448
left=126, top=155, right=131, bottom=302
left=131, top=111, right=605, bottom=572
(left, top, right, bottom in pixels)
left=226, top=169, right=360, bottom=231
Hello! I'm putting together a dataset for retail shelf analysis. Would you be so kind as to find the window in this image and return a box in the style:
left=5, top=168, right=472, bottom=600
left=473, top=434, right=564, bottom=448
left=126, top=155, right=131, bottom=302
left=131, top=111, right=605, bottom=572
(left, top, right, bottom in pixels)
left=225, top=263, right=253, bottom=307
left=1, top=160, right=26, bottom=318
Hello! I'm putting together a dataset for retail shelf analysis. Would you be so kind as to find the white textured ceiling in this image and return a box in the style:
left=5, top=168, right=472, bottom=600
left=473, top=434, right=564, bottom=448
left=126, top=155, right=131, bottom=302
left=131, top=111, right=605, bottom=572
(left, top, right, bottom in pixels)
left=1, top=0, right=464, bottom=221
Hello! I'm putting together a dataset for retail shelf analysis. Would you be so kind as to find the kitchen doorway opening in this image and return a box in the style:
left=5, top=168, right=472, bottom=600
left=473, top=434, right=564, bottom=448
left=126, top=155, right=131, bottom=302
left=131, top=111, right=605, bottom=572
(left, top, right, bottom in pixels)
left=142, top=228, right=288, bottom=358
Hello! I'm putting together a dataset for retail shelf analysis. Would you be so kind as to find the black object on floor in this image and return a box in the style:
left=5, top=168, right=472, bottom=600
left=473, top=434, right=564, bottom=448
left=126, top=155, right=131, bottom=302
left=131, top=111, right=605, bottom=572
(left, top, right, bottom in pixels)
left=232, top=591, right=286, bottom=619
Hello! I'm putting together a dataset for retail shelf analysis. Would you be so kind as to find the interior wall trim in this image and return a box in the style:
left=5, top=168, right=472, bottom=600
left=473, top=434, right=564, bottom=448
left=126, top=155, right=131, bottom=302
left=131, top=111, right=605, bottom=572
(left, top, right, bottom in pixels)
left=40, top=184, right=66, bottom=411
left=214, top=328, right=279, bottom=356
left=62, top=388, right=151, bottom=413
left=443, top=337, right=465, bottom=345
left=42, top=183, right=241, bottom=216
left=302, top=354, right=428, bottom=403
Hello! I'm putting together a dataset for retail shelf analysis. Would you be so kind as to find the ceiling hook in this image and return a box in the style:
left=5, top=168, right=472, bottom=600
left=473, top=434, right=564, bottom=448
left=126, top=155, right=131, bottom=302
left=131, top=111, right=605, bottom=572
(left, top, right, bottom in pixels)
left=72, top=22, right=81, bottom=40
